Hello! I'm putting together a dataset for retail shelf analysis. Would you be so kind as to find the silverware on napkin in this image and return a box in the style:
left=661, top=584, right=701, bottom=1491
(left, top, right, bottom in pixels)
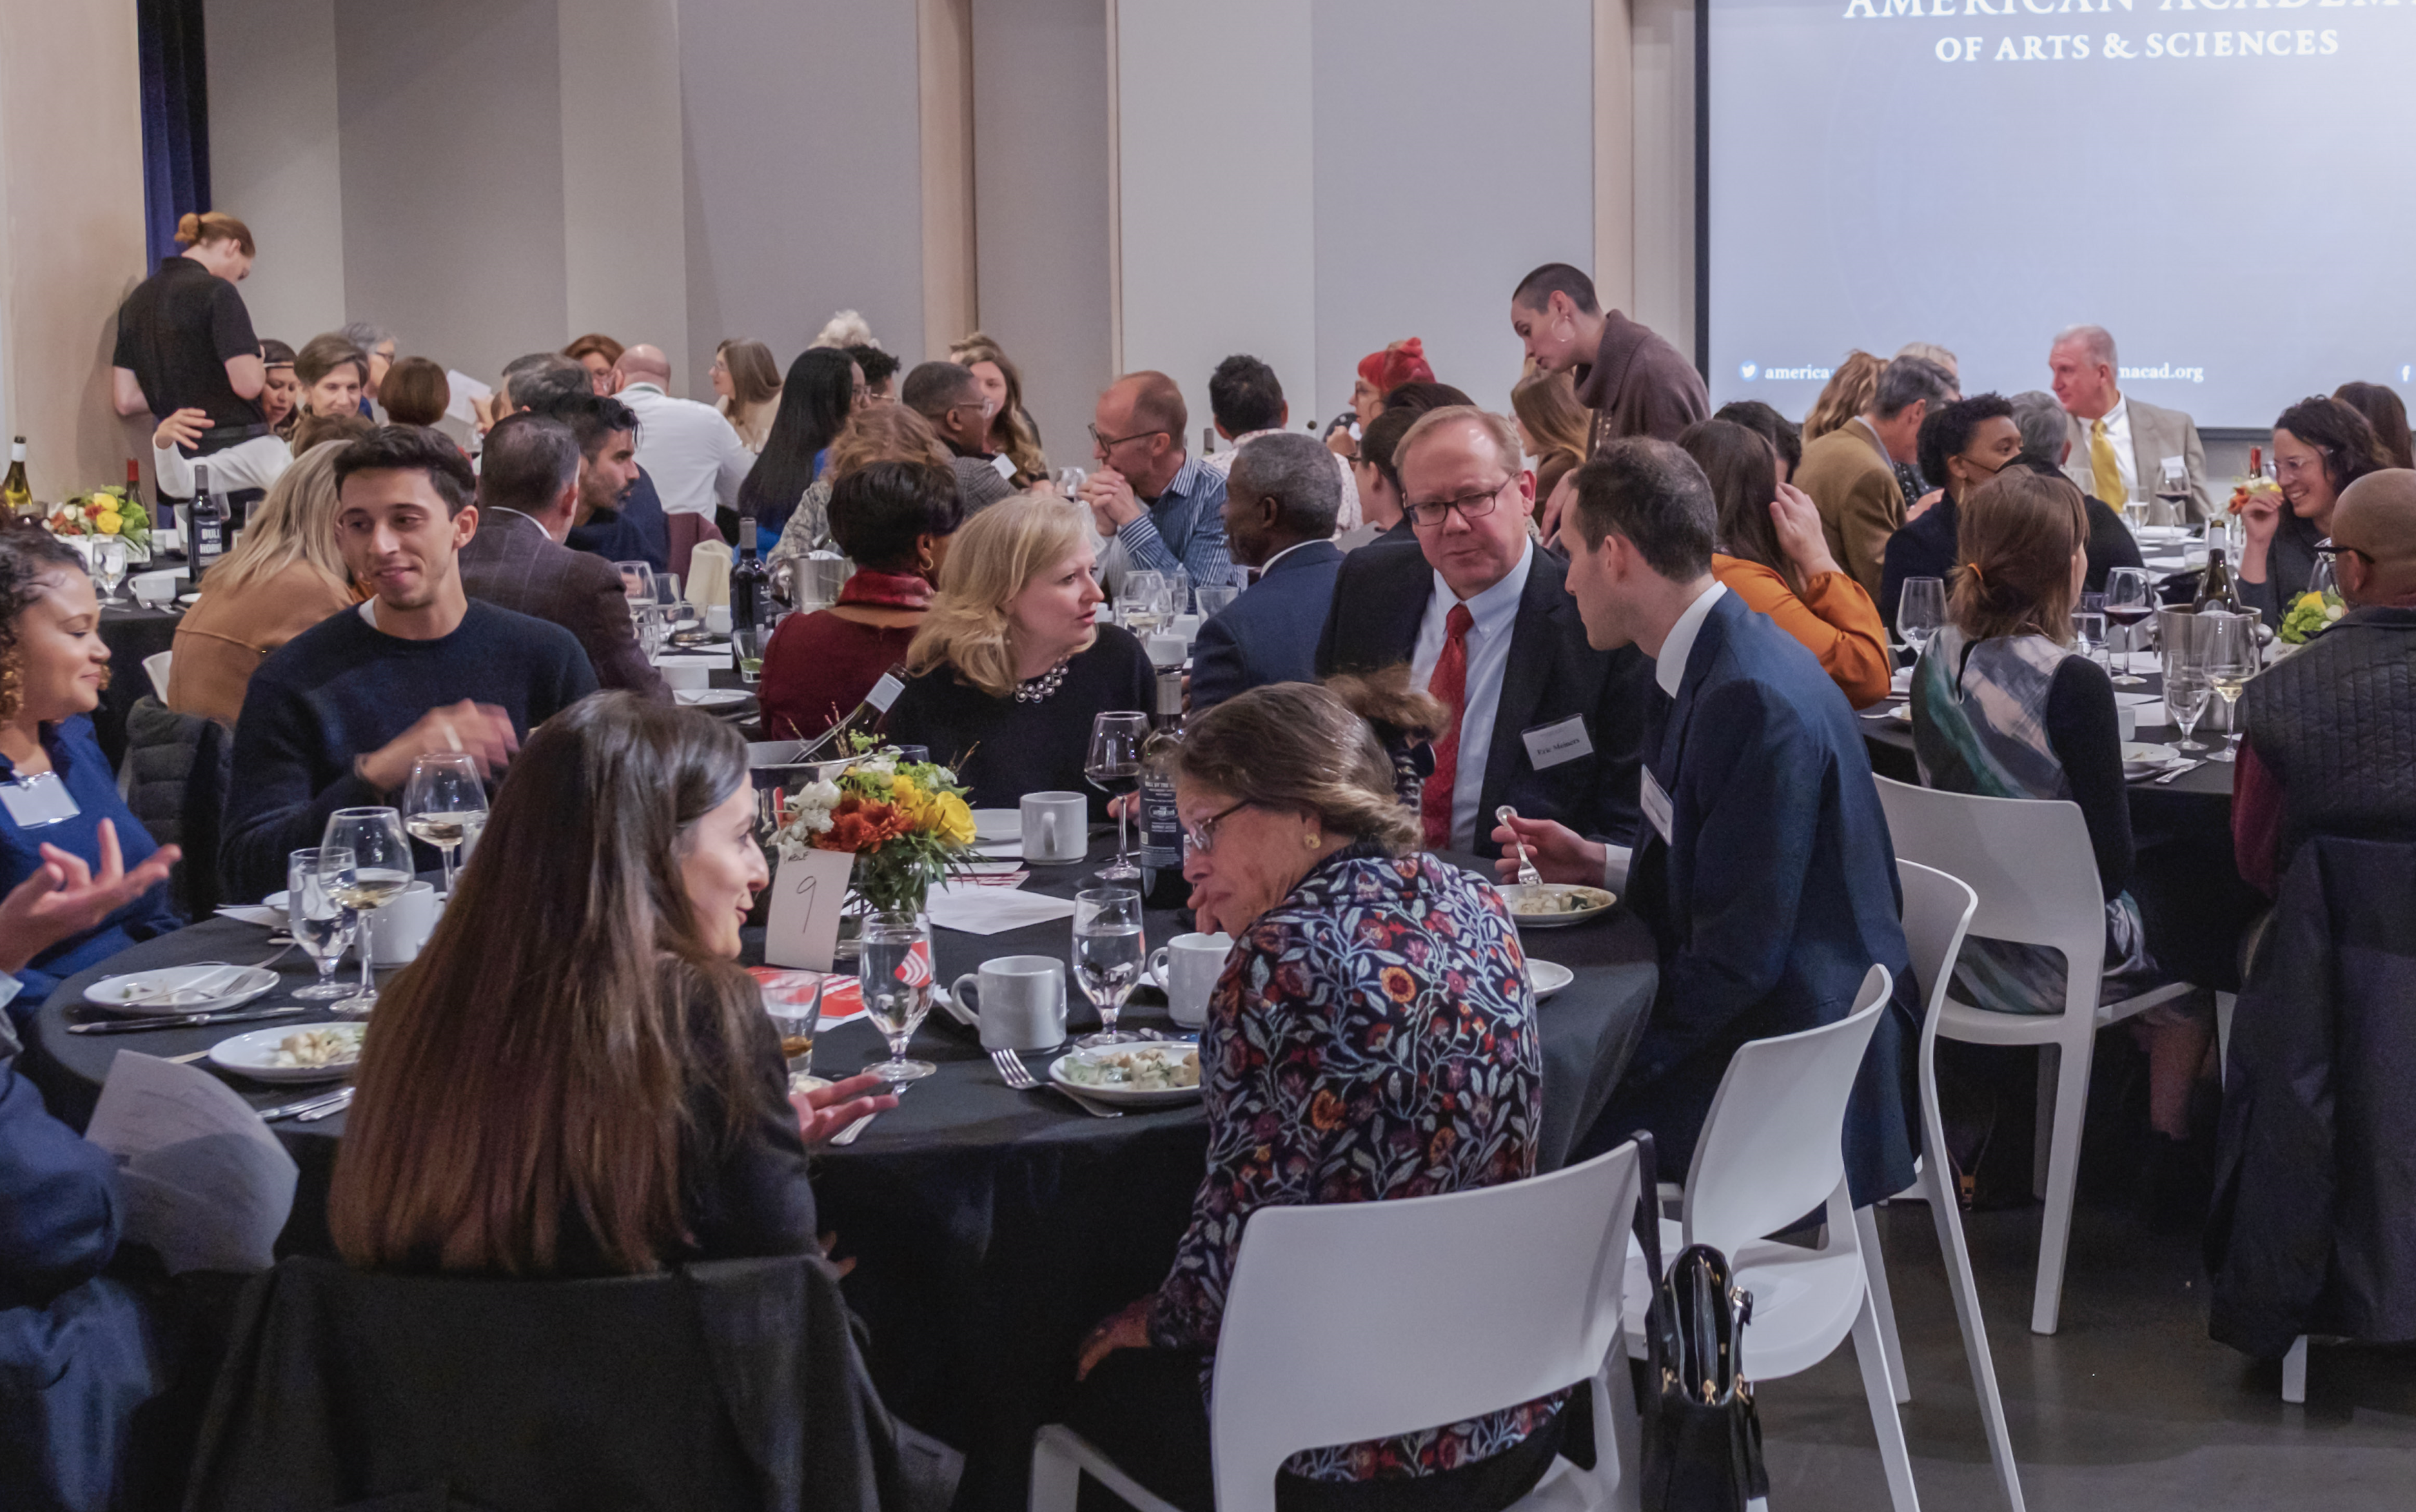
left=69, top=1005, right=308, bottom=1036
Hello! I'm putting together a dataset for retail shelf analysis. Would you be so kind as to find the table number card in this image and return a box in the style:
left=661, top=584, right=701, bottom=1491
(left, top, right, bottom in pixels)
left=764, top=847, right=858, bottom=970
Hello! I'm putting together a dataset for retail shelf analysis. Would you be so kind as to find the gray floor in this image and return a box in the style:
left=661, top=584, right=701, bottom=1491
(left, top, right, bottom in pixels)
left=1756, top=1201, right=2416, bottom=1510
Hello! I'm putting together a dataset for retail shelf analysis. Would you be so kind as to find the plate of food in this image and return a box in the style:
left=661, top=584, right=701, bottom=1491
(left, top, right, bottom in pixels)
left=1508, top=885, right=1617, bottom=929
left=1049, top=1043, right=1204, bottom=1107
left=83, top=963, right=281, bottom=1017
left=208, top=1021, right=366, bottom=1083
left=1527, top=959, right=1574, bottom=1000
left=2121, top=740, right=2180, bottom=778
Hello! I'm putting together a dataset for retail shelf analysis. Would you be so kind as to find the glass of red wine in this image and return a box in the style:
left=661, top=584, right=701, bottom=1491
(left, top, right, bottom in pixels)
left=2101, top=567, right=2152, bottom=687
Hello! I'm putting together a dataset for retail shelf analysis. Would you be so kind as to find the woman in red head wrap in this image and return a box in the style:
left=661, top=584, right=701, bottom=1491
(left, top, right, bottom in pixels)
left=1351, top=339, right=1435, bottom=425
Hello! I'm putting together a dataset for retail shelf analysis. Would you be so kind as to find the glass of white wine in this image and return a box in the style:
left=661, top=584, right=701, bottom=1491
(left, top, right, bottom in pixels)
left=319, top=807, right=413, bottom=1012
left=286, top=847, right=360, bottom=1000
left=402, top=754, right=487, bottom=898
left=2202, top=611, right=2257, bottom=764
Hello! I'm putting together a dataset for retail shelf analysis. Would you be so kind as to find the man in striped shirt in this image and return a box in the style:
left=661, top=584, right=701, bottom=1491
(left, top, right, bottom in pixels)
left=1076, top=371, right=1233, bottom=589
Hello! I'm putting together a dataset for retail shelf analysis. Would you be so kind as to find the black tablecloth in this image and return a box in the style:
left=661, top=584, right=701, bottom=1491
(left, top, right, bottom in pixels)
left=31, top=836, right=1657, bottom=1512
left=96, top=603, right=181, bottom=767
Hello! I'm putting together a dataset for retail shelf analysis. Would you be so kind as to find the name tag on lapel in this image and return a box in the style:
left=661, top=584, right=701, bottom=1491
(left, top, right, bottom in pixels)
left=1, top=772, right=80, bottom=829
left=1521, top=715, right=1593, bottom=771
left=1639, top=767, right=1675, bottom=845
left=992, top=453, right=1016, bottom=480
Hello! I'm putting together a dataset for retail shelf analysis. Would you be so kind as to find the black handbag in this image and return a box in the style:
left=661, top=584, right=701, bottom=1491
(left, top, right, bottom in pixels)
left=1629, top=1131, right=1771, bottom=1512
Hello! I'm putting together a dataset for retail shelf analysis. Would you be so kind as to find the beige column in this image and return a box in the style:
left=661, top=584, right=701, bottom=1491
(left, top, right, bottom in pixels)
left=0, top=0, right=150, bottom=498
left=918, top=0, right=976, bottom=359
left=1593, top=0, right=1636, bottom=321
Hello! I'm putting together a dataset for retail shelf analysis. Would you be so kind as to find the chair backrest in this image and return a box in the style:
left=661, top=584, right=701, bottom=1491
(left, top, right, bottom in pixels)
left=1682, top=968, right=1892, bottom=1255
left=143, top=649, right=173, bottom=700
left=1874, top=776, right=2105, bottom=976
left=1208, top=1141, right=1644, bottom=1512
left=1895, top=860, right=1978, bottom=1157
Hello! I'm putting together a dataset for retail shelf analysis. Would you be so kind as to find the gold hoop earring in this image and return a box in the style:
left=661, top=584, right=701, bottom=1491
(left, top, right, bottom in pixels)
left=1303, top=832, right=1321, bottom=851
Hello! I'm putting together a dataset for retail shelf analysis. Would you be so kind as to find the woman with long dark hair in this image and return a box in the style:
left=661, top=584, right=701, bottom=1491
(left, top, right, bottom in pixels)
left=328, top=694, right=891, bottom=1276
left=737, top=348, right=863, bottom=543
left=2332, top=381, right=2413, bottom=471
left=2239, top=395, right=2393, bottom=625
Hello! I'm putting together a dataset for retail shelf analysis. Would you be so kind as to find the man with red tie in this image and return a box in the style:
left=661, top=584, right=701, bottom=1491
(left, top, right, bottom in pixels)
left=1315, top=405, right=1651, bottom=861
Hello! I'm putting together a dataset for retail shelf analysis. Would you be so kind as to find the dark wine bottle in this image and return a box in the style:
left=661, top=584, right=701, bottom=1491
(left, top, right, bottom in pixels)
left=731, top=517, right=768, bottom=634
left=188, top=462, right=226, bottom=591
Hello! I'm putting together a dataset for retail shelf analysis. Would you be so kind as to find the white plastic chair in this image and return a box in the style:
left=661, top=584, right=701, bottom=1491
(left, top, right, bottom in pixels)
left=143, top=650, right=173, bottom=702
left=1623, top=970, right=1918, bottom=1511
left=1874, top=777, right=2192, bottom=1335
left=1031, top=1140, right=1649, bottom=1512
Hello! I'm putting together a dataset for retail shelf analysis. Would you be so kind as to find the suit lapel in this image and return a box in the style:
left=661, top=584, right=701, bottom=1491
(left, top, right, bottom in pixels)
left=1481, top=552, right=1587, bottom=809
left=1656, top=593, right=1738, bottom=780
left=1368, top=548, right=1434, bottom=665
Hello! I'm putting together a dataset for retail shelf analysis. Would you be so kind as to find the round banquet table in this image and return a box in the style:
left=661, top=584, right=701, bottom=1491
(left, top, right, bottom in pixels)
left=31, top=834, right=1658, bottom=1512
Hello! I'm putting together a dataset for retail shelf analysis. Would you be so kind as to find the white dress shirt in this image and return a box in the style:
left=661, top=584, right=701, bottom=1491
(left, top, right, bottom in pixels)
left=2090, top=393, right=2136, bottom=502
left=1596, top=579, right=1729, bottom=893
left=1411, top=540, right=1534, bottom=852
left=153, top=433, right=291, bottom=500
left=619, top=382, right=750, bottom=518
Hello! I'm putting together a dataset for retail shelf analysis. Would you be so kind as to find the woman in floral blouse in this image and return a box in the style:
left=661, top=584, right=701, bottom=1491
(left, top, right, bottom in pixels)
left=1068, top=681, right=1561, bottom=1512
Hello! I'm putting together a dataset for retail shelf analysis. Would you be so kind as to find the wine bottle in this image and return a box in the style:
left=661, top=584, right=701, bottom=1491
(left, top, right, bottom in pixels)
left=188, top=462, right=226, bottom=591
left=731, top=518, right=768, bottom=634
left=1137, top=666, right=1190, bottom=912
left=798, top=663, right=909, bottom=760
left=2, top=438, right=30, bottom=520
left=2193, top=547, right=2243, bottom=615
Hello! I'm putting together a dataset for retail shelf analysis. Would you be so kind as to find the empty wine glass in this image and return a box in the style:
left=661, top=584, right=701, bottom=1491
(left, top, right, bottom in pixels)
left=90, top=537, right=130, bottom=605
left=1894, top=577, right=1945, bottom=665
left=402, top=753, right=487, bottom=898
left=286, top=847, right=360, bottom=1000
left=2202, top=611, right=2257, bottom=764
left=318, top=807, right=413, bottom=1012
left=2103, top=567, right=2153, bottom=686
left=859, top=914, right=936, bottom=1084
left=1086, top=711, right=1148, bottom=882
left=1072, top=887, right=1145, bottom=1047
left=615, top=560, right=656, bottom=606
left=2161, top=621, right=2212, bottom=754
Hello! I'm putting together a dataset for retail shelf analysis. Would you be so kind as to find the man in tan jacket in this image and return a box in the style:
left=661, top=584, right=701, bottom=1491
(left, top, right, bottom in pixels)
left=1796, top=355, right=1956, bottom=600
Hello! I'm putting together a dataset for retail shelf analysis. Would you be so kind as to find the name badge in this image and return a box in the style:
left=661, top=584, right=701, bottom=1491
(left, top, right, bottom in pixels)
left=1521, top=715, right=1593, bottom=771
left=1639, top=767, right=1675, bottom=845
left=1, top=772, right=81, bottom=829
left=992, top=453, right=1017, bottom=480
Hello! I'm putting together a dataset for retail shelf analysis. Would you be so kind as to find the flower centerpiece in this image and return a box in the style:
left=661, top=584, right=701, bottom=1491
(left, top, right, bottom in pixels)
left=771, top=743, right=979, bottom=922
left=46, top=485, right=154, bottom=558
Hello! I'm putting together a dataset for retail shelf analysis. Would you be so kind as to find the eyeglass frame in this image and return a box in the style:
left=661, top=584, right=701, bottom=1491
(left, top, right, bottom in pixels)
left=1181, top=799, right=1255, bottom=856
left=1405, top=474, right=1513, bottom=530
left=1089, top=424, right=1170, bottom=455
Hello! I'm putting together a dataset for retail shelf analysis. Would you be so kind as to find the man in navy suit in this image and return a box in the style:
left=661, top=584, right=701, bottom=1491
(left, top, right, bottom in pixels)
left=1317, top=406, right=1651, bottom=861
left=1190, top=433, right=1344, bottom=713
left=1496, top=439, right=1918, bottom=1202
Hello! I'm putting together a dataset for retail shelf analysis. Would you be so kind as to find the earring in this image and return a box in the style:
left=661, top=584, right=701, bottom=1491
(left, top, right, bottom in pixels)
left=1303, top=832, right=1321, bottom=850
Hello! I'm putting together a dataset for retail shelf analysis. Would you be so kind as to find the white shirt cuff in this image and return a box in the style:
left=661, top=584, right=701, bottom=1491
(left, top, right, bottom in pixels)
left=1600, top=844, right=1632, bottom=894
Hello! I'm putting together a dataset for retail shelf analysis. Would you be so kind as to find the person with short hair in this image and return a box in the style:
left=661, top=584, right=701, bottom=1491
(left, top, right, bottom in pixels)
left=902, top=361, right=1016, bottom=517
left=1711, top=398, right=1800, bottom=480
left=738, top=348, right=861, bottom=544
left=525, top=390, right=672, bottom=576
left=611, top=344, right=747, bottom=580
left=1199, top=353, right=1360, bottom=533
left=168, top=441, right=361, bottom=726
left=341, top=322, right=397, bottom=409
left=458, top=413, right=670, bottom=702
left=1878, top=393, right=2023, bottom=627
left=711, top=338, right=783, bottom=453
left=219, top=426, right=600, bottom=901
left=1896, top=341, right=1958, bottom=381
left=1795, top=354, right=1957, bottom=598
left=2332, top=381, right=2415, bottom=471
left=1074, top=372, right=1234, bottom=589
left=2047, top=324, right=2213, bottom=519
left=1511, top=262, right=1708, bottom=451
left=760, top=460, right=965, bottom=740
left=885, top=496, right=1155, bottom=816
left=110, top=212, right=266, bottom=436
left=375, top=357, right=451, bottom=429
left=563, top=333, right=624, bottom=396
left=2005, top=389, right=2145, bottom=595
left=2237, top=395, right=2395, bottom=626
left=1350, top=338, right=1434, bottom=429
left=286, top=410, right=375, bottom=455
left=259, top=338, right=300, bottom=434
left=950, top=333, right=1049, bottom=487
left=767, top=404, right=954, bottom=578
left=293, top=334, right=370, bottom=423
left=847, top=343, right=900, bottom=404
left=1493, top=438, right=1917, bottom=1199
left=1190, top=433, right=1345, bottom=714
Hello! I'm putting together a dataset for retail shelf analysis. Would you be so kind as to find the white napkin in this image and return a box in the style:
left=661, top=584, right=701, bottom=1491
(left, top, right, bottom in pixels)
left=213, top=905, right=284, bottom=928
left=687, top=542, right=733, bottom=607
left=925, top=882, right=1079, bottom=936
left=653, top=652, right=728, bottom=668
left=1889, top=667, right=1912, bottom=695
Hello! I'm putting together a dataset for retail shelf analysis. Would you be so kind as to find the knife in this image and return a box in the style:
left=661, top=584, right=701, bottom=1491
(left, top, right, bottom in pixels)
left=2152, top=758, right=2209, bottom=785
left=259, top=1086, right=353, bottom=1120
left=68, top=1005, right=309, bottom=1036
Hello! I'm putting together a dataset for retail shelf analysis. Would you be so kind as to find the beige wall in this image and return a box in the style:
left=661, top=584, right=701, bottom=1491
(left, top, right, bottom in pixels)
left=0, top=0, right=150, bottom=496
left=561, top=0, right=688, bottom=390
left=204, top=0, right=345, bottom=351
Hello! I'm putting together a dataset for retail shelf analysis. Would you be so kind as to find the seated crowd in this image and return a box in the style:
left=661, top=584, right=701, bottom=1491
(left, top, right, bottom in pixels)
left=4, top=222, right=2408, bottom=1510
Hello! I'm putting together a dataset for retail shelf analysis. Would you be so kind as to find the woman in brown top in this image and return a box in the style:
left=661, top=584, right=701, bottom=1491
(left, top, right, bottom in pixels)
left=167, top=440, right=358, bottom=725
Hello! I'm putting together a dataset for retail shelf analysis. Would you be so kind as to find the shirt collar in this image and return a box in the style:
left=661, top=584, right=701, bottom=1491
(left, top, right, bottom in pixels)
left=1146, top=453, right=1206, bottom=507
left=1653, top=580, right=1729, bottom=698
left=1257, top=539, right=1322, bottom=575
left=1432, top=539, right=1533, bottom=629
left=621, top=382, right=666, bottom=398
left=2101, top=392, right=2127, bottom=430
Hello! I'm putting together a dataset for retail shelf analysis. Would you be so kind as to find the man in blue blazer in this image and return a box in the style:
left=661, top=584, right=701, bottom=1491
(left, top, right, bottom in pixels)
left=1190, top=432, right=1344, bottom=714
left=1497, top=439, right=1918, bottom=1204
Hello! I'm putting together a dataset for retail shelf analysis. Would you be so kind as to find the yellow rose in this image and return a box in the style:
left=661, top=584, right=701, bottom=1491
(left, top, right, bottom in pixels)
left=96, top=513, right=123, bottom=535
left=934, top=792, right=976, bottom=846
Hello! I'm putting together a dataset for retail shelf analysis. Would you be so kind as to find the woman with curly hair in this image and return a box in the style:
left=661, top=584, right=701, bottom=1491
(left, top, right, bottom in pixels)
left=0, top=529, right=182, bottom=1020
left=949, top=332, right=1048, bottom=486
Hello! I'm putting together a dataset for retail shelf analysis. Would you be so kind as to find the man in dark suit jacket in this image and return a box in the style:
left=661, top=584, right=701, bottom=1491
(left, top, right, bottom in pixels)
left=1317, top=407, right=1651, bottom=860
left=1497, top=440, right=1918, bottom=1204
left=1192, top=432, right=1343, bottom=713
left=460, top=414, right=670, bottom=701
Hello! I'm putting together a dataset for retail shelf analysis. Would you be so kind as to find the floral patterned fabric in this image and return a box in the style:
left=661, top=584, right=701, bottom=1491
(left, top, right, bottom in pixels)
left=1146, top=843, right=1555, bottom=1482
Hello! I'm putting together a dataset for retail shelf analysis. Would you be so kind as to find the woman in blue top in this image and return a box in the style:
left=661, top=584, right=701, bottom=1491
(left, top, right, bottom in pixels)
left=0, top=528, right=182, bottom=1022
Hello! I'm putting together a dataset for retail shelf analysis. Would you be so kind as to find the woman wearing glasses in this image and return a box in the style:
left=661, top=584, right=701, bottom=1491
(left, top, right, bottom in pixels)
left=2238, top=395, right=2394, bottom=627
left=1065, top=678, right=1564, bottom=1512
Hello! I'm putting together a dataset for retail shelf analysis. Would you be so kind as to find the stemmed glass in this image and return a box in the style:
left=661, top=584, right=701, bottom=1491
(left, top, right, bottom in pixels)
left=2202, top=611, right=2257, bottom=763
left=90, top=538, right=130, bottom=605
left=318, top=807, right=413, bottom=1012
left=1086, top=711, right=1148, bottom=882
left=2161, top=623, right=2212, bottom=754
left=2072, top=593, right=2107, bottom=676
left=2102, top=567, right=2153, bottom=686
left=286, top=847, right=360, bottom=1000
left=859, top=914, right=936, bottom=1084
left=402, top=753, right=487, bottom=898
left=1894, top=577, right=1945, bottom=665
left=1072, top=887, right=1145, bottom=1047
left=1121, top=571, right=1171, bottom=637
left=616, top=560, right=663, bottom=656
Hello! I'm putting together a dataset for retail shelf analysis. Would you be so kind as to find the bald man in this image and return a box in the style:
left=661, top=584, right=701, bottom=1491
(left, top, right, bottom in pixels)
left=611, top=342, right=747, bottom=578
left=1076, top=371, right=1232, bottom=588
left=2234, top=469, right=2416, bottom=892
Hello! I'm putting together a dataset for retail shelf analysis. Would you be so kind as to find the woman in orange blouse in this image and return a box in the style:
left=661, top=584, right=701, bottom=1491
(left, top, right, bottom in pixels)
left=1680, top=418, right=1893, bottom=709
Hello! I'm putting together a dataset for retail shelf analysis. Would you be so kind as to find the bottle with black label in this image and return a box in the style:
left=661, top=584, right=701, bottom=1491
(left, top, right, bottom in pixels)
left=731, top=518, right=768, bottom=634
left=188, top=462, right=226, bottom=590
left=1137, top=666, right=1190, bottom=912
left=2194, top=547, right=2243, bottom=615
left=799, top=663, right=910, bottom=760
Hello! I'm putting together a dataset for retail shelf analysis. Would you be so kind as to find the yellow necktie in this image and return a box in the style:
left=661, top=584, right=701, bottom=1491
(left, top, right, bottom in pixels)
left=2090, top=417, right=2125, bottom=513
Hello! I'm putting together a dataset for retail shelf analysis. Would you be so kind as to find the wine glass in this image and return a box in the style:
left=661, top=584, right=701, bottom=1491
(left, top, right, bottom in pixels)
left=2102, top=567, right=2153, bottom=686
left=859, top=914, right=936, bottom=1084
left=286, top=847, right=360, bottom=1000
left=1086, top=711, right=1148, bottom=882
left=90, top=537, right=130, bottom=605
left=318, top=807, right=413, bottom=1012
left=1072, top=887, right=1145, bottom=1047
left=1894, top=577, right=1945, bottom=665
left=1056, top=466, right=1088, bottom=502
left=614, top=560, right=656, bottom=607
left=1121, top=571, right=1170, bottom=637
left=2202, top=611, right=2257, bottom=764
left=2161, top=620, right=2212, bottom=754
left=2071, top=596, right=2106, bottom=675
left=760, top=973, right=824, bottom=1082
left=402, top=753, right=487, bottom=898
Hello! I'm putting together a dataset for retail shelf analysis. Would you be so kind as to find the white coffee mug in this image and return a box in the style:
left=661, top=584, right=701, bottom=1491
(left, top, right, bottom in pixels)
left=367, top=881, right=441, bottom=965
left=704, top=604, right=733, bottom=636
left=1021, top=791, right=1088, bottom=864
left=1148, top=931, right=1233, bottom=1028
left=658, top=661, right=711, bottom=689
left=950, top=955, right=1069, bottom=1051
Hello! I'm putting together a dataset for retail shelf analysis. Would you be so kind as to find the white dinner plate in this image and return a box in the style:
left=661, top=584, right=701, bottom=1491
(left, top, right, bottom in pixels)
left=207, top=1021, right=364, bottom=1083
left=2122, top=740, right=2181, bottom=777
left=1889, top=704, right=1913, bottom=724
left=676, top=687, right=752, bottom=707
left=177, top=591, right=203, bottom=606
left=1048, top=1044, right=1205, bottom=1107
left=1528, top=959, right=1574, bottom=1000
left=970, top=808, right=1022, bottom=844
left=83, top=963, right=280, bottom=1017
left=1509, top=885, right=1618, bottom=930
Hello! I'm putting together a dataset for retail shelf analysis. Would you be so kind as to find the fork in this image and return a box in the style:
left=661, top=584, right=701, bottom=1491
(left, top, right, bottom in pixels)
left=1496, top=805, right=1542, bottom=895
left=992, top=1046, right=1123, bottom=1118
left=829, top=1079, right=907, bottom=1146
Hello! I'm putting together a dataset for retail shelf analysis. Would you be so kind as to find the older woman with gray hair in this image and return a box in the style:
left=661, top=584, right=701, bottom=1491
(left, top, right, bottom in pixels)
left=1066, top=678, right=1563, bottom=1512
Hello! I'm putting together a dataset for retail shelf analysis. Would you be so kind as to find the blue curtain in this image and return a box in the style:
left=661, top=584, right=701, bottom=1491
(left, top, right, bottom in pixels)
left=137, top=0, right=211, bottom=268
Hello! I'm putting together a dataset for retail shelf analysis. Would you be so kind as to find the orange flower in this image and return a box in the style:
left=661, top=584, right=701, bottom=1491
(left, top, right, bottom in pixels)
left=1379, top=965, right=1417, bottom=1003
left=816, top=796, right=910, bottom=853
left=1309, top=1089, right=1346, bottom=1131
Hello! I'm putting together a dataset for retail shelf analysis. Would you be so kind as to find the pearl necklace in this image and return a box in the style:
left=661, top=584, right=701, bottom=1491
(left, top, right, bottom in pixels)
left=1014, top=658, right=1072, bottom=704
